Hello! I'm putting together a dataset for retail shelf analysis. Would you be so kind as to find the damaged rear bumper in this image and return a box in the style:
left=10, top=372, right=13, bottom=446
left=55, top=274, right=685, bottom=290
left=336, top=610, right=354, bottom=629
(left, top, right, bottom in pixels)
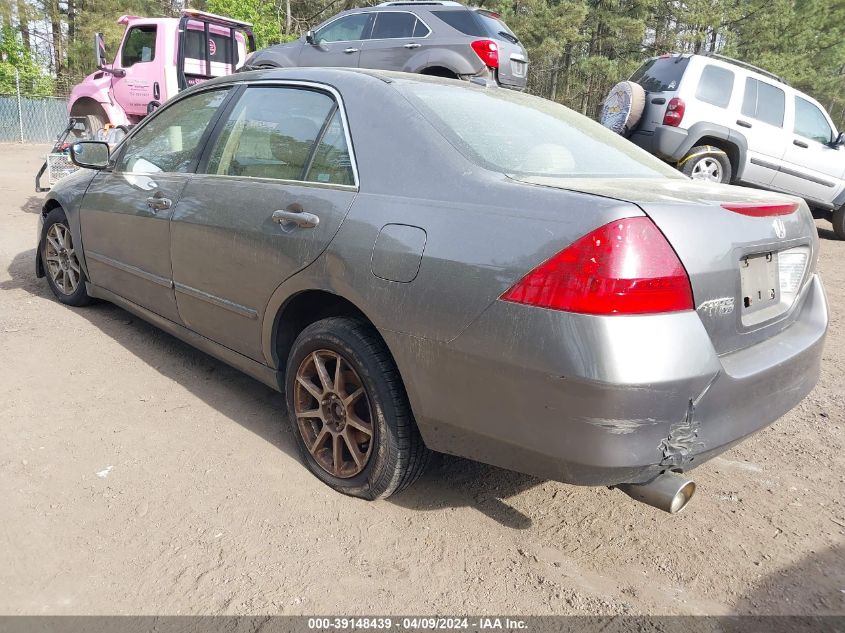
left=385, top=274, right=828, bottom=486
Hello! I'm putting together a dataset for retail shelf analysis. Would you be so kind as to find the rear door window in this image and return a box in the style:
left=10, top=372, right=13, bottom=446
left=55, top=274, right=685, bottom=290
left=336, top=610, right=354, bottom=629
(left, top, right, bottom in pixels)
left=794, top=97, right=833, bottom=143
left=742, top=78, right=785, bottom=127
left=205, top=86, right=354, bottom=185
left=695, top=65, right=734, bottom=108
left=370, top=12, right=418, bottom=39
left=121, top=25, right=156, bottom=67
left=630, top=57, right=689, bottom=92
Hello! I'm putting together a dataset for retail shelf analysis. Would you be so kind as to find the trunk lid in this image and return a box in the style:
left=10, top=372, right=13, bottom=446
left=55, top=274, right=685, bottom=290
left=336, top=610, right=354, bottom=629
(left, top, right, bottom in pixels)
left=515, top=176, right=819, bottom=355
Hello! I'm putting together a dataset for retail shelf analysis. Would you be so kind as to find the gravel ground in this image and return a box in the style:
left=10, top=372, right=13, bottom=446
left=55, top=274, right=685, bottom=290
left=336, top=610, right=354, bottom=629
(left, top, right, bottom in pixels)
left=0, top=143, right=843, bottom=616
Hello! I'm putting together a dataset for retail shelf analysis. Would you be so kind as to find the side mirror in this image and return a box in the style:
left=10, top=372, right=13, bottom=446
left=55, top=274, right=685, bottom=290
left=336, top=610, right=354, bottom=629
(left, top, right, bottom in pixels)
left=305, top=30, right=315, bottom=45
left=94, top=32, right=107, bottom=68
left=70, top=141, right=110, bottom=170
left=831, top=131, right=845, bottom=148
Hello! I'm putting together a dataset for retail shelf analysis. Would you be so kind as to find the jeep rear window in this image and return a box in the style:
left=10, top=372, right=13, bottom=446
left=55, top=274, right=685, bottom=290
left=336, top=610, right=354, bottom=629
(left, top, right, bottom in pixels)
left=399, top=80, right=682, bottom=179
left=695, top=64, right=734, bottom=108
left=630, top=57, right=689, bottom=92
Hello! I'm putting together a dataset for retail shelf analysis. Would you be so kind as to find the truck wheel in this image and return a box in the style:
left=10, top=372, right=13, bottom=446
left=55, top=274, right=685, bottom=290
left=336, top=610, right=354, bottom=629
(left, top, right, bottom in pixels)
left=285, top=317, right=431, bottom=500
left=679, top=146, right=732, bottom=184
left=832, top=207, right=845, bottom=240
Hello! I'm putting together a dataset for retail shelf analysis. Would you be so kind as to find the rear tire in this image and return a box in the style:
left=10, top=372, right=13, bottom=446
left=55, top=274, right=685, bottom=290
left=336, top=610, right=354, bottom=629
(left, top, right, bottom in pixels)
left=679, top=145, right=732, bottom=184
left=832, top=207, right=845, bottom=240
left=284, top=317, right=430, bottom=499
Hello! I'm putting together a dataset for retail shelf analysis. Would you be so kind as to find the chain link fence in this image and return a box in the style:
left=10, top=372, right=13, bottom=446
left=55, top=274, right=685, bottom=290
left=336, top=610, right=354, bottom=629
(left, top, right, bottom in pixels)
left=0, top=94, right=69, bottom=144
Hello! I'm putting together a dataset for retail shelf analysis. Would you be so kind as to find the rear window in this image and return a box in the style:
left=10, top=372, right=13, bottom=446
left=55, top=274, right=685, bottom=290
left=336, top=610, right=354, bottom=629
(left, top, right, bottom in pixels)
left=432, top=10, right=485, bottom=36
left=398, top=80, right=682, bottom=179
left=433, top=9, right=518, bottom=43
left=742, top=78, right=785, bottom=127
left=184, top=30, right=238, bottom=65
left=695, top=64, right=734, bottom=108
left=630, top=57, right=689, bottom=92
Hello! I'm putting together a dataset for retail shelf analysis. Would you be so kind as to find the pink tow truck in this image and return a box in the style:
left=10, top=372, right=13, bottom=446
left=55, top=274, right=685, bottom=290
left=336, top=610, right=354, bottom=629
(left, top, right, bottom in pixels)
left=37, top=10, right=255, bottom=190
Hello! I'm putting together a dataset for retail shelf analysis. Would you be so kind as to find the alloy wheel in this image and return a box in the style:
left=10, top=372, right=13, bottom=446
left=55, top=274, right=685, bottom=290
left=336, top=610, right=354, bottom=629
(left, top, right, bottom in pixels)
left=690, top=157, right=723, bottom=182
left=44, top=223, right=81, bottom=295
left=294, top=349, right=374, bottom=478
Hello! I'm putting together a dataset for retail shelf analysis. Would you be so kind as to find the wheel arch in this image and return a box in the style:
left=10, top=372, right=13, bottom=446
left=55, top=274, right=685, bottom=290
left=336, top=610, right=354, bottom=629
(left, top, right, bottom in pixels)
left=419, top=65, right=459, bottom=79
left=35, top=199, right=64, bottom=278
left=68, top=96, right=108, bottom=121
left=679, top=123, right=748, bottom=182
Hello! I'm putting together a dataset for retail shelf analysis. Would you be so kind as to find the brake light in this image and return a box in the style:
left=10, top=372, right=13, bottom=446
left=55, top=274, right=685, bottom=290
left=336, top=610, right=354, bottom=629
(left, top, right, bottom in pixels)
left=721, top=201, right=799, bottom=217
left=662, top=97, right=685, bottom=127
left=501, top=217, right=694, bottom=315
left=471, top=39, right=499, bottom=68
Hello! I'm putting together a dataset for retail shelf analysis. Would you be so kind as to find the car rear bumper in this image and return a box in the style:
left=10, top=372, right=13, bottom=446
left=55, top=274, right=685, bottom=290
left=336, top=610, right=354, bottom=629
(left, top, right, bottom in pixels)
left=630, top=125, right=689, bottom=161
left=386, top=274, right=827, bottom=486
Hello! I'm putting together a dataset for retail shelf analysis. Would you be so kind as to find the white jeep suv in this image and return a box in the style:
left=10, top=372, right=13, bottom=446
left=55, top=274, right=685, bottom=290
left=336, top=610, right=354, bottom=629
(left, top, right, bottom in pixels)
left=624, top=53, right=845, bottom=238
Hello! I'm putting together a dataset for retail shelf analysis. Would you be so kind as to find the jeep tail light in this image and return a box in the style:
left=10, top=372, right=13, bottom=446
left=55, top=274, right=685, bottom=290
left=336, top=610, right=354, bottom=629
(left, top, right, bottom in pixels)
left=471, top=39, right=499, bottom=68
left=501, top=217, right=694, bottom=315
left=662, top=97, right=685, bottom=127
left=721, top=201, right=799, bottom=217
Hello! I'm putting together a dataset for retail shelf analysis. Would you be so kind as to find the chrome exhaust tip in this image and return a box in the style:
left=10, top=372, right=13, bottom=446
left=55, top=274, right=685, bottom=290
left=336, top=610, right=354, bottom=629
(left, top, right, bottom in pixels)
left=616, top=473, right=696, bottom=514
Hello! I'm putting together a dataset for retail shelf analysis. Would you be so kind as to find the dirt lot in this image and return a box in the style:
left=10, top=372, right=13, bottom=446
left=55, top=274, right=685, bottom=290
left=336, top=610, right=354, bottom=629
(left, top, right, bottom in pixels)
left=0, top=143, right=843, bottom=616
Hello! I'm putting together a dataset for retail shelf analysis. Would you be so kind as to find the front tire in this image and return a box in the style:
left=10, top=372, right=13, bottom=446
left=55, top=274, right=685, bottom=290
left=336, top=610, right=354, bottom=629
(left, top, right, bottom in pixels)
left=41, top=208, right=94, bottom=306
left=679, top=145, right=732, bottom=184
left=285, top=317, right=430, bottom=499
left=833, top=207, right=845, bottom=240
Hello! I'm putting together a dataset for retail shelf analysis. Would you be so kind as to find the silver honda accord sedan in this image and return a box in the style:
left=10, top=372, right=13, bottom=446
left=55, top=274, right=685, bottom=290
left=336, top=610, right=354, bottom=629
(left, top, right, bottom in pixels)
left=37, top=68, right=828, bottom=513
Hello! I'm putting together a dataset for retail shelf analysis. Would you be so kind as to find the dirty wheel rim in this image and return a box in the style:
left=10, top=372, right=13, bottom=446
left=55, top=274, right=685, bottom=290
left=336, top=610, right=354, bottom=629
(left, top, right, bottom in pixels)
left=44, top=222, right=81, bottom=296
left=690, top=157, right=723, bottom=182
left=294, top=349, right=374, bottom=478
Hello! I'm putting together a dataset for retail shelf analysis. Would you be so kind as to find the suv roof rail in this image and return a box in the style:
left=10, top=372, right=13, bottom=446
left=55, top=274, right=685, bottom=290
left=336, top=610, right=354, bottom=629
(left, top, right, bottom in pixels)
left=703, top=52, right=789, bottom=86
left=377, top=1, right=463, bottom=6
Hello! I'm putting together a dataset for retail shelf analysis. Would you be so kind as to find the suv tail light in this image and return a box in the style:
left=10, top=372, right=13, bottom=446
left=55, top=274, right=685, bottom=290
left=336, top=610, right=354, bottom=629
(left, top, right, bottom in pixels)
left=471, top=39, right=499, bottom=68
left=662, top=97, right=685, bottom=127
left=501, top=217, right=694, bottom=315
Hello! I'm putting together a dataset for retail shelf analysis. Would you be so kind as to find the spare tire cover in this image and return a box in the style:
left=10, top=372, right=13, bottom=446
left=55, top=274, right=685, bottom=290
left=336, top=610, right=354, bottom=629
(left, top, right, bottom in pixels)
left=600, top=81, right=646, bottom=136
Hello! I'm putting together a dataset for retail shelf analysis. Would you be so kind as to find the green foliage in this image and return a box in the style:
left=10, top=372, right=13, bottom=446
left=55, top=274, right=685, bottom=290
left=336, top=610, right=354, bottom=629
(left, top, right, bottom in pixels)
left=0, top=24, right=53, bottom=96
left=207, top=0, right=289, bottom=48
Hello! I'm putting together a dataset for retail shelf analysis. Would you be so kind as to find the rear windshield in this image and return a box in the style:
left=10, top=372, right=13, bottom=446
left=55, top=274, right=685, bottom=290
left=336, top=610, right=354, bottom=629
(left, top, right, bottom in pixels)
left=397, top=80, right=682, bottom=179
left=630, top=57, right=689, bottom=92
left=432, top=9, right=517, bottom=42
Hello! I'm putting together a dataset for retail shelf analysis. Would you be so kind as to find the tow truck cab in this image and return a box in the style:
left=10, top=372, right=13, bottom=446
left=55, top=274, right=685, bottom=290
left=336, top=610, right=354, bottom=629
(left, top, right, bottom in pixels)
left=67, top=10, right=255, bottom=132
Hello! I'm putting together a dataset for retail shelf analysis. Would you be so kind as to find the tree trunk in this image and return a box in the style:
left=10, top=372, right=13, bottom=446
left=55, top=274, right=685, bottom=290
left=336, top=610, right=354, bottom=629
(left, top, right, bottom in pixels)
left=17, top=0, right=31, bottom=52
left=285, top=0, right=292, bottom=35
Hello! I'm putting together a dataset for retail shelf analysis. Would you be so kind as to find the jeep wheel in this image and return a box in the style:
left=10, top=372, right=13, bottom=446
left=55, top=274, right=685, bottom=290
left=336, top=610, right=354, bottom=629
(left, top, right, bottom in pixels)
left=832, top=207, right=845, bottom=240
left=679, top=146, right=732, bottom=184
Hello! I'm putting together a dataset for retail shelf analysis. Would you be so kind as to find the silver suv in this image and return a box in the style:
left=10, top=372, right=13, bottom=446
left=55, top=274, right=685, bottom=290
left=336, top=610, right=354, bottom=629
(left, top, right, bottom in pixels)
left=625, top=53, right=845, bottom=238
left=243, top=1, right=528, bottom=90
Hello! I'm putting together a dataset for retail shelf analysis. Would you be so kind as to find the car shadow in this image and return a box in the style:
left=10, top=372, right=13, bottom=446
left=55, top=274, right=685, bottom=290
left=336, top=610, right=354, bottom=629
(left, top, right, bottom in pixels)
left=2, top=247, right=540, bottom=528
left=21, top=196, right=43, bottom=214
left=817, top=226, right=839, bottom=241
left=731, top=543, right=845, bottom=620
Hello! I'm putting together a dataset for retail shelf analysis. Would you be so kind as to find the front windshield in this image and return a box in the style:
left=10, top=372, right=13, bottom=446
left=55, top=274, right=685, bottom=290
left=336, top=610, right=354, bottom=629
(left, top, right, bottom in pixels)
left=397, top=79, right=683, bottom=179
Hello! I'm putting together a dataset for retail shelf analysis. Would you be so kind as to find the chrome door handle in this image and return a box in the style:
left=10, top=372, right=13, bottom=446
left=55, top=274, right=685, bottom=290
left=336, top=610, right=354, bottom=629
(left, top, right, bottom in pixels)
left=403, top=43, right=421, bottom=49
left=272, top=209, right=320, bottom=228
left=344, top=47, right=359, bottom=54
left=146, top=195, right=172, bottom=211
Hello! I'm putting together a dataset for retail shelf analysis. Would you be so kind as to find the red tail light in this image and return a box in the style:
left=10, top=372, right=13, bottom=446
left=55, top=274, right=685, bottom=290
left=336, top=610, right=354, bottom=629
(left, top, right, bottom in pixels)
left=662, top=97, right=685, bottom=127
left=721, top=201, right=799, bottom=217
left=471, top=39, right=499, bottom=68
left=501, top=217, right=694, bottom=315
